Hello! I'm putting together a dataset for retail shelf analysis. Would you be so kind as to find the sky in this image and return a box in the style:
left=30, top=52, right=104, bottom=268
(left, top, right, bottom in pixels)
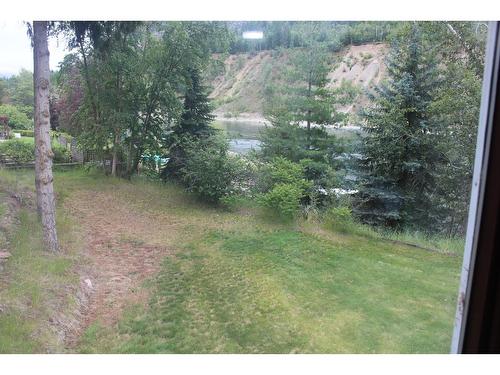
left=0, top=21, right=68, bottom=77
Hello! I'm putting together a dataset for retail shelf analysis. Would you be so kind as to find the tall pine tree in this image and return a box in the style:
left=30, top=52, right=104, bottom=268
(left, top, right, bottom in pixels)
left=355, top=24, right=443, bottom=230
left=162, top=67, right=215, bottom=179
left=260, top=27, right=354, bottom=195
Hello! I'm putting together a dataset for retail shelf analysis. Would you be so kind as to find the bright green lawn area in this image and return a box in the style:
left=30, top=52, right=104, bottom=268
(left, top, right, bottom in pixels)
left=1, top=136, right=35, bottom=144
left=86, top=230, right=460, bottom=353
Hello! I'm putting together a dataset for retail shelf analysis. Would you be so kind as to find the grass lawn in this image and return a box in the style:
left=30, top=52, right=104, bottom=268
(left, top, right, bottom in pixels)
left=84, top=231, right=460, bottom=353
left=0, top=168, right=462, bottom=353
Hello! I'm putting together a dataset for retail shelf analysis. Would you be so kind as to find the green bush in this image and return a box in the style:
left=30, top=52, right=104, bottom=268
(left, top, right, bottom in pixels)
left=12, top=129, right=34, bottom=137
left=256, top=157, right=313, bottom=219
left=0, top=139, right=71, bottom=164
left=179, top=134, right=246, bottom=203
left=259, top=183, right=303, bottom=220
left=52, top=143, right=71, bottom=163
left=257, top=156, right=312, bottom=193
left=15, top=105, right=34, bottom=121
left=0, top=139, right=34, bottom=163
left=299, top=158, right=338, bottom=189
left=0, top=105, right=33, bottom=130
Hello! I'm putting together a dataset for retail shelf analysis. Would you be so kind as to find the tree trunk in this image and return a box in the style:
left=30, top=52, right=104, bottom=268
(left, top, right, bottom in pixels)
left=33, top=21, right=59, bottom=252
left=133, top=146, right=142, bottom=175
left=306, top=72, right=312, bottom=149
left=307, top=116, right=311, bottom=148
left=111, top=131, right=119, bottom=177
left=125, top=141, right=133, bottom=179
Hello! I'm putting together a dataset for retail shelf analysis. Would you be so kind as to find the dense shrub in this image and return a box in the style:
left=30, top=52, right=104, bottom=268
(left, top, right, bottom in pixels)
left=0, top=139, right=34, bottom=163
left=257, top=156, right=311, bottom=193
left=52, top=143, right=72, bottom=163
left=179, top=134, right=246, bottom=203
left=256, top=157, right=313, bottom=219
left=259, top=183, right=303, bottom=220
left=0, top=139, right=71, bottom=164
left=0, top=105, right=33, bottom=130
left=11, top=129, right=34, bottom=137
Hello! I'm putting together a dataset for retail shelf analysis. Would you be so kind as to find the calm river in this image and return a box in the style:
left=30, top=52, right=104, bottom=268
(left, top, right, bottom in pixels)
left=214, top=119, right=361, bottom=155
left=213, top=119, right=266, bottom=154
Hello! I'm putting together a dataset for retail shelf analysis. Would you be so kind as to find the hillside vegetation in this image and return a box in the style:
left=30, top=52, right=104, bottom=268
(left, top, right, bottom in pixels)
left=208, top=43, right=387, bottom=121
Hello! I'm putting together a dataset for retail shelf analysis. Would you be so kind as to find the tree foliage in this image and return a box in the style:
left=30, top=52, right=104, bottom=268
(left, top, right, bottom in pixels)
left=226, top=21, right=396, bottom=54
left=0, top=104, right=33, bottom=129
left=355, top=22, right=486, bottom=234
left=426, top=22, right=487, bottom=234
left=259, top=26, right=348, bottom=208
left=179, top=133, right=246, bottom=203
left=162, top=67, right=215, bottom=179
left=54, top=21, right=226, bottom=176
left=356, top=24, right=443, bottom=229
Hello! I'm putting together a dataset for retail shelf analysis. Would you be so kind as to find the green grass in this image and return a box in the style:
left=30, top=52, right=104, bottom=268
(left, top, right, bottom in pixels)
left=0, top=168, right=463, bottom=353
left=18, top=137, right=35, bottom=143
left=0, top=208, right=81, bottom=353
left=79, top=226, right=461, bottom=353
left=325, top=219, right=464, bottom=256
left=380, top=229, right=465, bottom=256
left=0, top=169, right=83, bottom=353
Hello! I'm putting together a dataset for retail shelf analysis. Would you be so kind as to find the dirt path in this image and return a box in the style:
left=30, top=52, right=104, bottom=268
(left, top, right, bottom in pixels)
left=62, top=189, right=174, bottom=348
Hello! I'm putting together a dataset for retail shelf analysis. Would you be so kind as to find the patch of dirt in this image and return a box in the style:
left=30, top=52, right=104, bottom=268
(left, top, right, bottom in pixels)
left=62, top=190, right=173, bottom=349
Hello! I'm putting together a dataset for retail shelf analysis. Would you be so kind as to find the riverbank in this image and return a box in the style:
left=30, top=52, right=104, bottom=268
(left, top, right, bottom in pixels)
left=215, top=113, right=361, bottom=131
left=214, top=112, right=269, bottom=125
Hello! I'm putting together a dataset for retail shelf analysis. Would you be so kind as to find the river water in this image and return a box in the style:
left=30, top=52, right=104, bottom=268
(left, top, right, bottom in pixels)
left=214, top=119, right=361, bottom=155
left=213, top=119, right=265, bottom=154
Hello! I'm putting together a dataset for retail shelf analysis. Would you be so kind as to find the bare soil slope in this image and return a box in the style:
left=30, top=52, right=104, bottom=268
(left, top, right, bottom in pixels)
left=208, top=43, right=388, bottom=121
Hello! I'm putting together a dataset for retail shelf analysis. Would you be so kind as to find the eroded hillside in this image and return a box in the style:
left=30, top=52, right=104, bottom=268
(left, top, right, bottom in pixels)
left=208, top=43, right=388, bottom=122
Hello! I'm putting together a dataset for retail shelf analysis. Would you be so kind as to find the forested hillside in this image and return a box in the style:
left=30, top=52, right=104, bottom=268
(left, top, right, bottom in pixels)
left=207, top=43, right=387, bottom=122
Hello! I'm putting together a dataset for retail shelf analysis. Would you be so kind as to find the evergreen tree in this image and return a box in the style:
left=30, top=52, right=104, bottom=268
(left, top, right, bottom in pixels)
left=162, top=67, right=215, bottom=179
left=425, top=22, right=486, bottom=235
left=287, top=45, right=336, bottom=147
left=260, top=25, right=352, bottom=198
left=355, top=24, right=443, bottom=229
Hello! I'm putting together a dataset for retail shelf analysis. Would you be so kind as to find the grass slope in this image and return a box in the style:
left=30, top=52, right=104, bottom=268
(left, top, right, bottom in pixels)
left=0, top=169, right=462, bottom=353
left=81, top=228, right=460, bottom=353
left=0, top=169, right=83, bottom=353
